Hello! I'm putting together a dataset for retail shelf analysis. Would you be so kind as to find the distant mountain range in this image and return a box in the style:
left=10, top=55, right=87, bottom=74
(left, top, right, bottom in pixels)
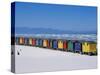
left=15, top=27, right=97, bottom=34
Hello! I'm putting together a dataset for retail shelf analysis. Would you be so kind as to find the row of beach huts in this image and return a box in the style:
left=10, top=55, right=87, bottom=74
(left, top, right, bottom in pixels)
left=11, top=37, right=97, bottom=56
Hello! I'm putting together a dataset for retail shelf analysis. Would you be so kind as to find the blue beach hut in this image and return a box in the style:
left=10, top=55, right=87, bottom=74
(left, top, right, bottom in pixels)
left=52, top=39, right=58, bottom=49
left=74, top=41, right=82, bottom=53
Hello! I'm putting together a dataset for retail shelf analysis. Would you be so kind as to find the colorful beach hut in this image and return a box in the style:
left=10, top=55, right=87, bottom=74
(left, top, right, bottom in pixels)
left=32, top=38, right=36, bottom=46
left=82, top=41, right=97, bottom=55
left=24, top=37, right=29, bottom=45
left=58, top=39, right=63, bottom=50
left=47, top=39, right=51, bottom=48
left=38, top=39, right=43, bottom=47
left=36, top=38, right=39, bottom=46
left=19, top=37, right=24, bottom=45
left=73, top=41, right=82, bottom=53
left=52, top=39, right=58, bottom=49
left=28, top=38, right=36, bottom=46
left=63, top=40, right=68, bottom=51
left=49, top=39, right=53, bottom=48
left=29, top=38, right=33, bottom=46
left=68, top=40, right=74, bottom=52
left=43, top=39, right=48, bottom=48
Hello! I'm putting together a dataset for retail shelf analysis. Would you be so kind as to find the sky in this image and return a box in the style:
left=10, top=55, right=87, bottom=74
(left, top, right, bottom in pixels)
left=14, top=2, right=97, bottom=33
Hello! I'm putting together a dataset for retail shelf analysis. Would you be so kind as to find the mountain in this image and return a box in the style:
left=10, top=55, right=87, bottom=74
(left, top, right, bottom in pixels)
left=15, top=27, right=97, bottom=34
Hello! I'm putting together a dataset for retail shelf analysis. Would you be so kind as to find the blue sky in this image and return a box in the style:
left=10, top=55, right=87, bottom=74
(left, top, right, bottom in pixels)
left=14, top=2, right=97, bottom=33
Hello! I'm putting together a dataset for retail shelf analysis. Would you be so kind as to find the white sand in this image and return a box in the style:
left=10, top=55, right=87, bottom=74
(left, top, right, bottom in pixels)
left=12, top=45, right=97, bottom=73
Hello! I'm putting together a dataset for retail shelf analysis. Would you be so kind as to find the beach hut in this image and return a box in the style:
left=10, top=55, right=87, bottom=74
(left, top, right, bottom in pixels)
left=32, top=38, right=36, bottom=46
left=49, top=39, right=53, bottom=48
left=35, top=38, right=39, bottom=46
left=68, top=40, right=74, bottom=52
left=73, top=41, right=82, bottom=53
left=63, top=40, right=68, bottom=51
left=38, top=39, right=43, bottom=47
left=28, top=38, right=36, bottom=46
left=58, top=39, right=63, bottom=50
left=47, top=39, right=51, bottom=48
left=29, top=38, right=33, bottom=46
left=35, top=38, right=43, bottom=47
left=43, top=39, right=48, bottom=48
left=82, top=41, right=97, bottom=55
left=52, top=39, right=58, bottom=49
left=19, top=37, right=24, bottom=45
left=24, top=37, right=29, bottom=45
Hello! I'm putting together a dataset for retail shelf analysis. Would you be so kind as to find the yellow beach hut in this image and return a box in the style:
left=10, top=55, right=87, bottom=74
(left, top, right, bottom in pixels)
left=29, top=38, right=33, bottom=45
left=58, top=39, right=63, bottom=50
left=43, top=39, right=48, bottom=48
left=82, top=41, right=97, bottom=55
